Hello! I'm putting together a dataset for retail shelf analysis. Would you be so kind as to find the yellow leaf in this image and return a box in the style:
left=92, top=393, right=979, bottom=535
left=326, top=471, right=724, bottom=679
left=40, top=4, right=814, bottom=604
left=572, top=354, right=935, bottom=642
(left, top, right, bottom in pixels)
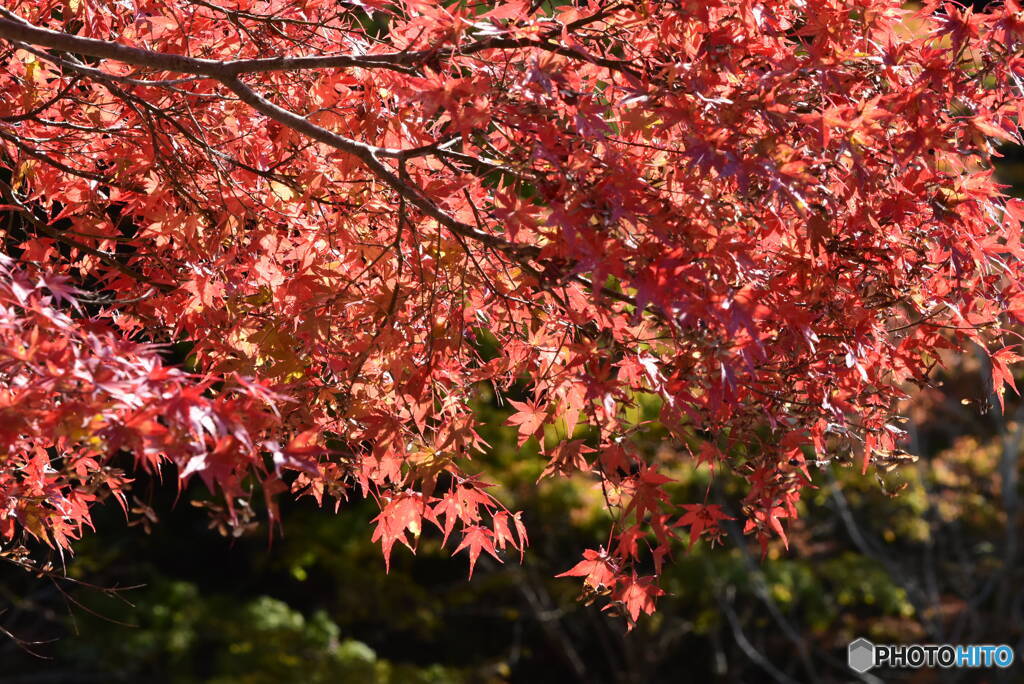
left=270, top=181, right=296, bottom=202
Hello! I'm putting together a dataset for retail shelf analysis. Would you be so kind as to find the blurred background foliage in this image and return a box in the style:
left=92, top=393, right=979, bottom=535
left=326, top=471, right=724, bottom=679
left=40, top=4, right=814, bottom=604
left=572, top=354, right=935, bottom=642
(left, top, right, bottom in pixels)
left=2, top=78, right=1023, bottom=684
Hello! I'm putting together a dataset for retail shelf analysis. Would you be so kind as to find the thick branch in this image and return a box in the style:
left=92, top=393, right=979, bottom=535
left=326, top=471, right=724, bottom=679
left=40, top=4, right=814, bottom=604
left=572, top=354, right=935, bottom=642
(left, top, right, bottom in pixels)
left=0, top=9, right=414, bottom=75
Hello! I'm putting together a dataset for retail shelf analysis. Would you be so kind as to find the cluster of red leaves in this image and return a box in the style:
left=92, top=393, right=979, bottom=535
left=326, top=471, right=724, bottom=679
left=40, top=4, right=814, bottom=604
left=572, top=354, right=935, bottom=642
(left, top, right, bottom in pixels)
left=0, top=255, right=283, bottom=547
left=0, top=0, right=1022, bottom=622
left=371, top=480, right=526, bottom=576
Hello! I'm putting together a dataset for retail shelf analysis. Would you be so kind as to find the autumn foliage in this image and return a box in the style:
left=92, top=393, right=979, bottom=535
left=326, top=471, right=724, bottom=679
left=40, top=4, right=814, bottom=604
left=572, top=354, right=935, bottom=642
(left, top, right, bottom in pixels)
left=0, top=0, right=1023, bottom=624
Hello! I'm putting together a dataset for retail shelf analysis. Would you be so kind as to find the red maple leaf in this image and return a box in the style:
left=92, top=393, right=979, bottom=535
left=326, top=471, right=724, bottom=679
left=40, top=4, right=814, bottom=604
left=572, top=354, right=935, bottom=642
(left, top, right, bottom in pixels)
left=676, top=504, right=734, bottom=548
left=612, top=573, right=665, bottom=626
left=505, top=399, right=547, bottom=446
left=452, top=525, right=501, bottom=579
left=557, top=548, right=619, bottom=590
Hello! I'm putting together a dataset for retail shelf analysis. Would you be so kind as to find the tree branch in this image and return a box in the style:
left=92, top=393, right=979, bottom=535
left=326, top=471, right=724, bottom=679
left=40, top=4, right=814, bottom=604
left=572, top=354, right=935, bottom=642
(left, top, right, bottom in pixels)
left=0, top=8, right=415, bottom=76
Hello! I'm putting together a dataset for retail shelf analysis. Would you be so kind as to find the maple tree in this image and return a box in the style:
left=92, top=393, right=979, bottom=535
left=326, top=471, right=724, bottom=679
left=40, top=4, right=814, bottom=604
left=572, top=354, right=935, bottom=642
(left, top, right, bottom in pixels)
left=0, top=0, right=1023, bottom=626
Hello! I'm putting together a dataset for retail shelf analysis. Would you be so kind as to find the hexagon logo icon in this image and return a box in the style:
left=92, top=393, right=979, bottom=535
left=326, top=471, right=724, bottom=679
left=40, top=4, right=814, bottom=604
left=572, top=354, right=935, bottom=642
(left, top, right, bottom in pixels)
left=848, top=638, right=875, bottom=673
